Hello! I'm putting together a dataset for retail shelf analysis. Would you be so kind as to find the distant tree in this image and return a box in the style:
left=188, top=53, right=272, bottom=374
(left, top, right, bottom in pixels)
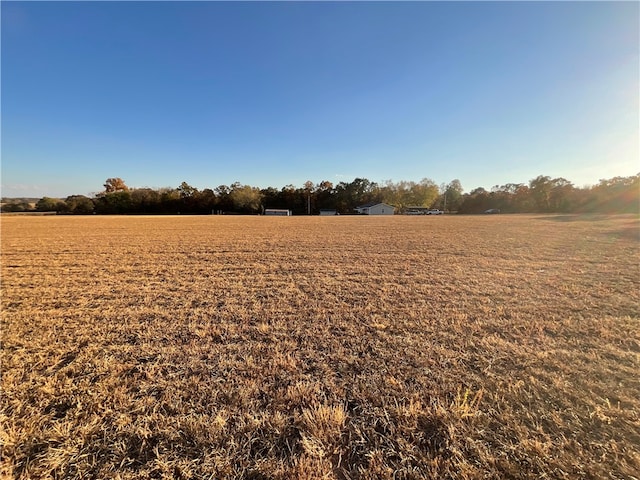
left=380, top=178, right=437, bottom=213
left=489, top=184, right=520, bottom=213
left=442, top=179, right=463, bottom=212
left=214, top=185, right=234, bottom=212
left=94, top=190, right=131, bottom=214
left=548, top=178, right=575, bottom=212
left=159, top=188, right=180, bottom=213
left=260, top=187, right=283, bottom=211
left=0, top=201, right=31, bottom=212
left=36, top=197, right=65, bottom=212
left=525, top=176, right=576, bottom=213
left=334, top=178, right=381, bottom=213
left=277, top=184, right=306, bottom=214
left=197, top=188, right=218, bottom=214
left=315, top=180, right=335, bottom=211
left=414, top=178, right=440, bottom=209
left=317, top=180, right=334, bottom=192
left=529, top=175, right=553, bottom=212
left=103, top=178, right=129, bottom=193
left=177, top=181, right=198, bottom=198
left=458, top=187, right=491, bottom=214
left=53, top=172, right=640, bottom=216
left=174, top=182, right=200, bottom=213
left=380, top=180, right=400, bottom=207
left=511, top=184, right=533, bottom=212
left=585, top=174, right=640, bottom=213
left=64, top=195, right=94, bottom=214
left=215, top=185, right=230, bottom=197
left=130, top=188, right=161, bottom=213
left=230, top=183, right=263, bottom=213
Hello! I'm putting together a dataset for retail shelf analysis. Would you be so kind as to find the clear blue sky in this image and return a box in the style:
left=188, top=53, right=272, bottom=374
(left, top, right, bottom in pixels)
left=2, top=1, right=638, bottom=198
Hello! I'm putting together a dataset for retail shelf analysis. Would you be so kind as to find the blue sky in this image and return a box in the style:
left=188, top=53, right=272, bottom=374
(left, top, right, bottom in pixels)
left=2, top=1, right=638, bottom=198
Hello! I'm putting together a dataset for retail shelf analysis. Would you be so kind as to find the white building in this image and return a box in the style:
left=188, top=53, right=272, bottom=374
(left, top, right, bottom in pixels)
left=264, top=209, right=291, bottom=216
left=319, top=209, right=338, bottom=216
left=354, top=202, right=395, bottom=215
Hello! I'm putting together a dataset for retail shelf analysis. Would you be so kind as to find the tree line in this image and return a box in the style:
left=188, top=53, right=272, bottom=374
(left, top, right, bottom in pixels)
left=1, top=174, right=638, bottom=215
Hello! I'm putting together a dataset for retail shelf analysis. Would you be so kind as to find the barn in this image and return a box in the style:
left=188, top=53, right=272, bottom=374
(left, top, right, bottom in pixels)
left=354, top=202, right=395, bottom=215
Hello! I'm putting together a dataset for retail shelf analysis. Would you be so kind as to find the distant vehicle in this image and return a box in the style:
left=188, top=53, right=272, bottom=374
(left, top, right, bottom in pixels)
left=484, top=208, right=500, bottom=214
left=426, top=209, right=444, bottom=215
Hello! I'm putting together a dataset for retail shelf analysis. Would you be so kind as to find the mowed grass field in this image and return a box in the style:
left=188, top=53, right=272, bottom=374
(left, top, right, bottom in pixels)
left=1, top=214, right=639, bottom=479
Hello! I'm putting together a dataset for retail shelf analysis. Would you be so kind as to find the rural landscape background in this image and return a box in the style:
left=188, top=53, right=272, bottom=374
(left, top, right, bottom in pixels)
left=2, top=1, right=639, bottom=478
left=1, top=172, right=638, bottom=216
left=2, top=214, right=639, bottom=478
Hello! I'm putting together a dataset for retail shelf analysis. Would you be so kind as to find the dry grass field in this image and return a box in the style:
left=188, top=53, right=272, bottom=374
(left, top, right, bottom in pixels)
left=1, top=214, right=639, bottom=479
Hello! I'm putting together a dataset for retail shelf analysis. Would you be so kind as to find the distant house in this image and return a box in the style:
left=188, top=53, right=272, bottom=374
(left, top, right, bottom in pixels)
left=319, top=209, right=338, bottom=216
left=264, top=208, right=291, bottom=216
left=354, top=202, right=395, bottom=215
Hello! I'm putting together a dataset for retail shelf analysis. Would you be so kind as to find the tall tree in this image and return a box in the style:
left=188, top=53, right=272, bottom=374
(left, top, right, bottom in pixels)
left=197, top=188, right=218, bottom=214
left=334, top=178, right=382, bottom=212
left=458, top=187, right=491, bottom=214
left=315, top=180, right=335, bottom=211
left=64, top=195, right=94, bottom=214
left=36, top=197, right=65, bottom=212
left=130, top=188, right=160, bottom=213
left=103, top=178, right=129, bottom=193
left=381, top=178, right=437, bottom=212
left=443, top=179, right=463, bottom=212
left=529, top=175, right=553, bottom=212
left=548, top=178, right=575, bottom=212
left=230, top=184, right=263, bottom=213
left=177, top=182, right=198, bottom=198
left=94, top=190, right=131, bottom=214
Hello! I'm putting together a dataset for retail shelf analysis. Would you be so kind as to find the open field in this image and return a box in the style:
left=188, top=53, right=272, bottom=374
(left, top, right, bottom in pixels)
left=1, top=214, right=639, bottom=479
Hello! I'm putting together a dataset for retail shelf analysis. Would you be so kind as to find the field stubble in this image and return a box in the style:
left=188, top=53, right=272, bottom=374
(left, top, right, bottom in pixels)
left=1, top=214, right=639, bottom=479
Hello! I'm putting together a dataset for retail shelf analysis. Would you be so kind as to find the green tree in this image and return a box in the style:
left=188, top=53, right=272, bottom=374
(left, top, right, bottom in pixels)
left=315, top=180, right=335, bottom=211
left=214, top=185, right=234, bottom=212
left=1, top=201, right=31, bottom=212
left=260, top=187, right=282, bottom=211
left=159, top=188, right=180, bottom=213
left=177, top=182, right=198, bottom=198
left=381, top=178, right=437, bottom=212
left=587, top=175, right=640, bottom=213
left=458, top=187, right=491, bottom=214
left=130, top=188, right=160, bottom=213
left=36, top=197, right=65, bottom=212
left=335, top=178, right=381, bottom=213
left=529, top=175, right=552, bottom=212
left=65, top=195, right=94, bottom=214
left=95, top=190, right=131, bottom=214
left=443, top=179, right=463, bottom=212
left=197, top=188, right=218, bottom=214
left=548, top=178, right=575, bottom=212
left=230, top=183, right=263, bottom=213
left=176, top=182, right=201, bottom=213
left=512, top=184, right=533, bottom=212
left=415, top=178, right=440, bottom=209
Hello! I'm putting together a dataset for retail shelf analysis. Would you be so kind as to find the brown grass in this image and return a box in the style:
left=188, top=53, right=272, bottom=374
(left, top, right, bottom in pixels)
left=1, top=214, right=639, bottom=479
